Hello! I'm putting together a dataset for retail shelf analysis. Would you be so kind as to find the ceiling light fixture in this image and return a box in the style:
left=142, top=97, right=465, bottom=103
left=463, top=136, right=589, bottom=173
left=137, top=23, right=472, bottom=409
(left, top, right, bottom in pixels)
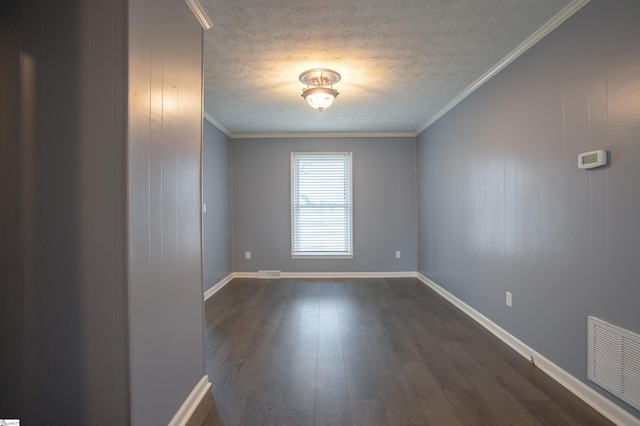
left=299, top=68, right=341, bottom=112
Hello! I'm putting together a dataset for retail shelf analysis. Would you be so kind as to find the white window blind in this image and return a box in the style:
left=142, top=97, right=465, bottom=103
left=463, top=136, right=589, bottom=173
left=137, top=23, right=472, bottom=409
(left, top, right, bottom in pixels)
left=291, top=152, right=352, bottom=257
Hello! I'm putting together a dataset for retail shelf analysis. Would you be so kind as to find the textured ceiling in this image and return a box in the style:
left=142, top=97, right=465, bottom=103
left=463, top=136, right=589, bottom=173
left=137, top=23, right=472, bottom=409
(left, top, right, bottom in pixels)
left=200, top=0, right=578, bottom=136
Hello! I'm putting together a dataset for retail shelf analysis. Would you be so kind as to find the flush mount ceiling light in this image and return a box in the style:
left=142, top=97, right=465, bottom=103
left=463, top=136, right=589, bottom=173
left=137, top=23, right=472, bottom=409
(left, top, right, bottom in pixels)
left=299, top=68, right=341, bottom=112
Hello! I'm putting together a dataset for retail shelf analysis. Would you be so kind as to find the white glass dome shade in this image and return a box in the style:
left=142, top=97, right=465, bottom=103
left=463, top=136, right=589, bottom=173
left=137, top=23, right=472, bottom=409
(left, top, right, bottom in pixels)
left=299, top=68, right=341, bottom=111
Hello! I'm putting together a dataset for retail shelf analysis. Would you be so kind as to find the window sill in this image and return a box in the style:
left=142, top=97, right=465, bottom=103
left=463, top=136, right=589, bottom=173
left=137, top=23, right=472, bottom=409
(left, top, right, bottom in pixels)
left=291, top=254, right=353, bottom=260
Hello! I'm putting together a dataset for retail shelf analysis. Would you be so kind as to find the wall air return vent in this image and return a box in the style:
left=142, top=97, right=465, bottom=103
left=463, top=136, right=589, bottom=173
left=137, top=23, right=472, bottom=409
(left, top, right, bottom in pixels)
left=257, top=270, right=281, bottom=279
left=588, top=316, right=640, bottom=411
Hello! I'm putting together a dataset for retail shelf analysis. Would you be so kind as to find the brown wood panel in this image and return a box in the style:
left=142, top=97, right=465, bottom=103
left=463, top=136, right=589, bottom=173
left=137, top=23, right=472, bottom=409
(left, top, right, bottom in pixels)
left=318, top=307, right=343, bottom=362
left=521, top=400, right=589, bottom=426
left=344, top=357, right=382, bottom=400
left=350, top=399, right=389, bottom=426
left=339, top=323, right=369, bottom=362
left=404, top=317, right=473, bottom=390
left=440, top=342, right=543, bottom=426
left=314, top=361, right=351, bottom=425
left=280, top=305, right=319, bottom=409
left=402, top=360, right=465, bottom=425
left=277, top=409, right=315, bottom=426
left=271, top=302, right=304, bottom=346
left=205, top=278, right=615, bottom=425
left=228, top=343, right=292, bottom=425
left=443, top=388, right=504, bottom=425
left=367, top=349, right=427, bottom=425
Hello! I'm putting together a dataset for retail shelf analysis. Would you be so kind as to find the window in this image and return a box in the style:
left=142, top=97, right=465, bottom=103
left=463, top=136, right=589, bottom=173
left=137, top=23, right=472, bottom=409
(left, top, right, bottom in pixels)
left=291, top=152, right=352, bottom=258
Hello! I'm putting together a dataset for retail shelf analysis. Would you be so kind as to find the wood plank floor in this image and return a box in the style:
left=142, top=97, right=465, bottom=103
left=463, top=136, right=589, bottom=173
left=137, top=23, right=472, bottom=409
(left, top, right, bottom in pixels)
left=203, top=278, right=613, bottom=425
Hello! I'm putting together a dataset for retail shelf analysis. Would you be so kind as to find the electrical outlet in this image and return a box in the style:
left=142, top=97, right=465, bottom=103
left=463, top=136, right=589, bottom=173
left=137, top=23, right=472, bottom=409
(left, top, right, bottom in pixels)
left=395, top=250, right=401, bottom=259
left=506, top=291, right=512, bottom=307
left=245, top=251, right=251, bottom=260
left=203, top=203, right=207, bottom=213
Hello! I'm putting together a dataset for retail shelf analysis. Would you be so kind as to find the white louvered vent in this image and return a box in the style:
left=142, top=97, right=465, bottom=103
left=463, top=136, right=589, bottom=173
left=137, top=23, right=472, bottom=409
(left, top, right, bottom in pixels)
left=588, top=316, right=640, bottom=411
left=257, top=270, right=281, bottom=279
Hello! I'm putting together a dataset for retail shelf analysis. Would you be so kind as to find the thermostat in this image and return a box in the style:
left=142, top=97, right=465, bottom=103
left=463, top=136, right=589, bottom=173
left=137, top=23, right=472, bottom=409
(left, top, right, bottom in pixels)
left=578, top=149, right=607, bottom=169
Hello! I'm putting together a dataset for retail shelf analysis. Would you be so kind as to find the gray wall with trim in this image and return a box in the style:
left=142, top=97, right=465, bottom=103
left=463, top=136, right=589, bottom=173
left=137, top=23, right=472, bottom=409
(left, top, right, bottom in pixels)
left=0, top=0, right=129, bottom=422
left=416, top=0, right=640, bottom=416
left=232, top=137, right=418, bottom=273
left=127, top=0, right=206, bottom=423
left=203, top=119, right=233, bottom=291
left=0, top=0, right=208, bottom=424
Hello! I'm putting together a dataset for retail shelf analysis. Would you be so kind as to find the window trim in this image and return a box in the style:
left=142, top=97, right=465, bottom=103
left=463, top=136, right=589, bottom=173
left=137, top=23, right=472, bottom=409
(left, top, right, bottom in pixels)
left=290, top=152, right=353, bottom=259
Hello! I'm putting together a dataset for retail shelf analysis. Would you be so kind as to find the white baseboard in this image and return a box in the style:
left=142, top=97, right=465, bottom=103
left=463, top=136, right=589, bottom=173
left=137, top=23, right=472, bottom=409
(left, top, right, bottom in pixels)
left=283, top=271, right=417, bottom=279
left=204, top=273, right=234, bottom=301
left=416, top=273, right=640, bottom=426
left=232, top=271, right=417, bottom=279
left=232, top=272, right=257, bottom=279
left=168, top=375, right=211, bottom=426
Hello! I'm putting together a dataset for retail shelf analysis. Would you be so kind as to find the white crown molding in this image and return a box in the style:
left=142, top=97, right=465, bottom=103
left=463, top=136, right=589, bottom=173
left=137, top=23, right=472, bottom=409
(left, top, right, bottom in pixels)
left=231, top=132, right=416, bottom=139
left=203, top=111, right=232, bottom=137
left=416, top=273, right=640, bottom=426
left=203, top=113, right=415, bottom=140
left=183, top=0, right=212, bottom=30
left=168, top=375, right=212, bottom=426
left=415, top=0, right=591, bottom=135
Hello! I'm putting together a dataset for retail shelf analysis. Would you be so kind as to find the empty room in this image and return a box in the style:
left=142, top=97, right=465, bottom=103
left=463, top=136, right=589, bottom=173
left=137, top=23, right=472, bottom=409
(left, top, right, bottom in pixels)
left=2, top=0, right=639, bottom=425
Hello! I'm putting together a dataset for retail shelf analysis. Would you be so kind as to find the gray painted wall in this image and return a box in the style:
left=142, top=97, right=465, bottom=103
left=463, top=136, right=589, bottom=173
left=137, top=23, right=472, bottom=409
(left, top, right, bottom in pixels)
left=128, top=0, right=206, bottom=424
left=1, top=0, right=207, bottom=423
left=416, top=0, right=640, bottom=417
left=0, top=0, right=129, bottom=423
left=203, top=119, right=233, bottom=290
left=233, top=137, right=417, bottom=272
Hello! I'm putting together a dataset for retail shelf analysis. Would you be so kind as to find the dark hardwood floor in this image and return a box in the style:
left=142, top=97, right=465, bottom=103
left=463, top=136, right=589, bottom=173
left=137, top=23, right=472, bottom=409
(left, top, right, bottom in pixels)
left=203, top=278, right=613, bottom=425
